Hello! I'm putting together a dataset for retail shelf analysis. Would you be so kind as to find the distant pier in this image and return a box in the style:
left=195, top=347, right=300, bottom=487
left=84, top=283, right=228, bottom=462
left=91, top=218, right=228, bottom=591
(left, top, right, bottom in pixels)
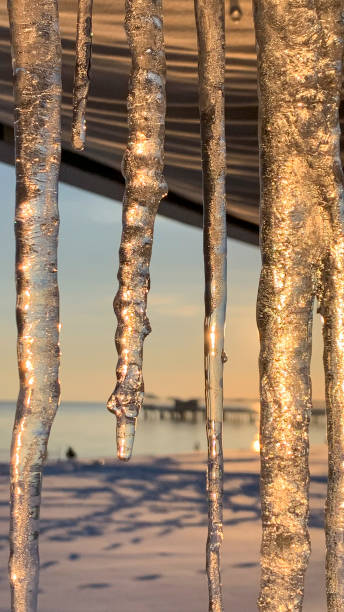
left=142, top=398, right=326, bottom=424
left=143, top=398, right=259, bottom=423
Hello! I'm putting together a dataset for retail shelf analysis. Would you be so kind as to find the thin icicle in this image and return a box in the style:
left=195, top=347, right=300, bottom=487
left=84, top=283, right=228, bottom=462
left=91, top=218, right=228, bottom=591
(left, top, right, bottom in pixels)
left=254, top=0, right=343, bottom=609
left=194, top=0, right=227, bottom=609
left=72, top=0, right=93, bottom=150
left=315, top=2, right=344, bottom=609
left=7, top=0, right=62, bottom=609
left=107, top=0, right=167, bottom=461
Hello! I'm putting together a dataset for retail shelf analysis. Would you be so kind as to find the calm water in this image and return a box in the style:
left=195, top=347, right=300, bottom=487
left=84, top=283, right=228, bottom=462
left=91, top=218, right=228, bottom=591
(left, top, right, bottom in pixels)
left=0, top=401, right=327, bottom=461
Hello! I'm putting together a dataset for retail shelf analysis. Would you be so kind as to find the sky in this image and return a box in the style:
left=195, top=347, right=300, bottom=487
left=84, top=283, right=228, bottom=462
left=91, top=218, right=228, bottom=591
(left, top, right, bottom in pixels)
left=0, top=161, right=326, bottom=403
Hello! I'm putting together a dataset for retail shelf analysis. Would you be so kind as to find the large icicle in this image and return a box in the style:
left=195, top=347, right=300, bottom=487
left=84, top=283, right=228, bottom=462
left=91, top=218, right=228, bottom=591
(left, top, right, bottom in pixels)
left=315, top=2, right=344, bottom=609
left=194, top=0, right=227, bottom=609
left=7, top=0, right=62, bottom=609
left=254, top=0, right=344, bottom=609
left=107, top=0, right=167, bottom=461
left=71, top=0, right=93, bottom=150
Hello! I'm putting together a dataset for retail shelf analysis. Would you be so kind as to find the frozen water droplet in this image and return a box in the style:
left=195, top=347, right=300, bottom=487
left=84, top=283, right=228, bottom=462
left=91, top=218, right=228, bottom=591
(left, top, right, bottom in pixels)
left=230, top=6, right=242, bottom=21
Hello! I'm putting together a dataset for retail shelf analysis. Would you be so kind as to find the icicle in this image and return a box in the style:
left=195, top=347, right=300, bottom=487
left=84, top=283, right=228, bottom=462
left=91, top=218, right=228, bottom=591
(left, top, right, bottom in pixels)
left=7, top=0, right=62, bottom=610
left=194, top=0, right=227, bottom=609
left=254, top=0, right=344, bottom=609
left=71, top=0, right=93, bottom=150
left=255, top=1, right=315, bottom=607
left=107, top=0, right=167, bottom=461
left=322, top=247, right=344, bottom=612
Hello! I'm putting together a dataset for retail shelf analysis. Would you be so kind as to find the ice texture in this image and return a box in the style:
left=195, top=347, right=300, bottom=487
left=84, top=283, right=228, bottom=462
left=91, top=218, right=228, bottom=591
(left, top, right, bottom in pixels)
left=7, top=0, right=62, bottom=610
left=254, top=0, right=344, bottom=609
left=194, top=0, right=227, bottom=609
left=71, top=0, right=93, bottom=150
left=107, top=0, right=167, bottom=461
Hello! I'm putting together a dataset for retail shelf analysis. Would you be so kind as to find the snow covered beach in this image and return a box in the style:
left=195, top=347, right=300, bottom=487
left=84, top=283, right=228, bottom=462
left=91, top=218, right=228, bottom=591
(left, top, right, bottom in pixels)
left=0, top=449, right=328, bottom=611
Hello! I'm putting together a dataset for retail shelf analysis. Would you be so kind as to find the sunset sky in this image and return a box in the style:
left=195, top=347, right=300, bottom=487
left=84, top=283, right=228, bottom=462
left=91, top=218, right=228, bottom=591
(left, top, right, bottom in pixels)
left=0, top=161, right=325, bottom=403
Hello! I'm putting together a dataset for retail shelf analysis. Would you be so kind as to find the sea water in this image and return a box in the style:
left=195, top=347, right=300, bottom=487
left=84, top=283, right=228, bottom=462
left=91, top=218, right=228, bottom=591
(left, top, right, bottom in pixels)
left=0, top=401, right=327, bottom=462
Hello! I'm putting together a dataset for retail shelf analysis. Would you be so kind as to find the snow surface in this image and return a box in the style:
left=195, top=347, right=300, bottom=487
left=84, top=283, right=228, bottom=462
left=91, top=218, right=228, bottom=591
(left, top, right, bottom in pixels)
left=0, top=449, right=327, bottom=610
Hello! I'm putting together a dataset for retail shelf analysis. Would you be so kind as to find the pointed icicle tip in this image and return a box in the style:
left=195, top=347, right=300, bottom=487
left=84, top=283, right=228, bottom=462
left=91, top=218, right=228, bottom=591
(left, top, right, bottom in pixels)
left=221, top=350, right=228, bottom=364
left=116, top=414, right=136, bottom=461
